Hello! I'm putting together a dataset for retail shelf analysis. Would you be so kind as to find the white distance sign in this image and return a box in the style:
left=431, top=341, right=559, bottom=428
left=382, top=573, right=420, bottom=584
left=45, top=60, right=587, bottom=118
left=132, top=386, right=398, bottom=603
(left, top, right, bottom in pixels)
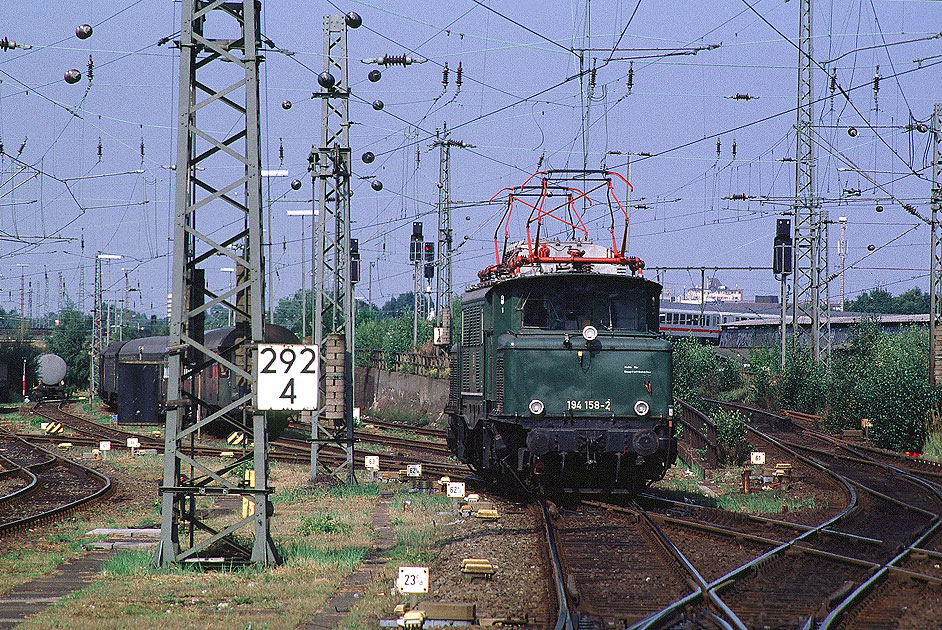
left=446, top=482, right=466, bottom=498
left=364, top=455, right=380, bottom=470
left=256, top=344, right=319, bottom=410
left=396, top=566, right=429, bottom=593
left=407, top=464, right=422, bottom=477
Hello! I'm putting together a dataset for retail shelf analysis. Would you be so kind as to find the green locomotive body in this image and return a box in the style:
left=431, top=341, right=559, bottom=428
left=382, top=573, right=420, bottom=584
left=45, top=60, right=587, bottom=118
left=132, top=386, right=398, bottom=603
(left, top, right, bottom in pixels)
left=447, top=241, right=677, bottom=493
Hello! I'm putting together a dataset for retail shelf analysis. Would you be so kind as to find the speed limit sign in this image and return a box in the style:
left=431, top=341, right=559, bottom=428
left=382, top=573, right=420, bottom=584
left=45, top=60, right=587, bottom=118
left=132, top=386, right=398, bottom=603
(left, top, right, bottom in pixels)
left=256, top=344, right=319, bottom=410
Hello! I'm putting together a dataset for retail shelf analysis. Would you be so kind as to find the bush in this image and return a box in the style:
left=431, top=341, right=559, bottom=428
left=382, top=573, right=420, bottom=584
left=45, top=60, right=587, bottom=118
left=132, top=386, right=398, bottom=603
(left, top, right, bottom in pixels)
left=672, top=338, right=745, bottom=408
left=713, top=408, right=748, bottom=465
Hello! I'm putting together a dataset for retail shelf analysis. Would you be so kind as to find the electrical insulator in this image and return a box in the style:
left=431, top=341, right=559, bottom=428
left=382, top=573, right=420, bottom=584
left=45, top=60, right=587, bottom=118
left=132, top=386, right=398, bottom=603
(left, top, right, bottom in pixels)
left=279, top=138, right=284, bottom=162
left=368, top=69, right=381, bottom=82
left=64, top=69, right=82, bottom=84
left=731, top=139, right=736, bottom=158
left=872, top=65, right=880, bottom=95
left=917, top=123, right=929, bottom=133
left=442, top=62, right=449, bottom=89
left=830, top=70, right=837, bottom=94
left=626, top=62, right=634, bottom=95
left=0, top=38, right=32, bottom=51
left=455, top=62, right=463, bottom=89
left=87, top=55, right=94, bottom=84
left=140, top=137, right=145, bottom=160
left=424, top=241, right=434, bottom=262
left=363, top=54, right=427, bottom=66
left=76, top=24, right=93, bottom=39
left=282, top=100, right=292, bottom=110
left=716, top=139, right=721, bottom=156
left=590, top=64, right=596, bottom=88
left=97, top=137, right=102, bottom=159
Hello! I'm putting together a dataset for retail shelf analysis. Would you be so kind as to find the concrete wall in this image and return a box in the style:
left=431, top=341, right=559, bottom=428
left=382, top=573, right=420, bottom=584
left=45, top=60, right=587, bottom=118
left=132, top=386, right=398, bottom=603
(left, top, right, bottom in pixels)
left=355, top=366, right=449, bottom=422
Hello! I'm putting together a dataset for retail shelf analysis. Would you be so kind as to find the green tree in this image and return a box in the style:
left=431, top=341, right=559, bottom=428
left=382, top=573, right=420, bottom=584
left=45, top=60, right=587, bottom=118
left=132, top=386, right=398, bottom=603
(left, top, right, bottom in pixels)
left=844, top=286, right=929, bottom=314
left=273, top=289, right=314, bottom=339
left=46, top=308, right=91, bottom=393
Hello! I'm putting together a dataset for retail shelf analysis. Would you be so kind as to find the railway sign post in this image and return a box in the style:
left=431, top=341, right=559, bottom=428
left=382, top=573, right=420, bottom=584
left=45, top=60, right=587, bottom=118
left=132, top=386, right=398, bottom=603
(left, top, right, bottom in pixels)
left=396, top=566, right=429, bottom=594
left=256, top=344, right=319, bottom=410
left=364, top=455, right=379, bottom=481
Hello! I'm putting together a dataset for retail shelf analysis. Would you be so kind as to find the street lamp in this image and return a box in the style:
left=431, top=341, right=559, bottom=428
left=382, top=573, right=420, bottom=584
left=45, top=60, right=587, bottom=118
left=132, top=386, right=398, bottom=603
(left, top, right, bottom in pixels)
left=287, top=209, right=314, bottom=340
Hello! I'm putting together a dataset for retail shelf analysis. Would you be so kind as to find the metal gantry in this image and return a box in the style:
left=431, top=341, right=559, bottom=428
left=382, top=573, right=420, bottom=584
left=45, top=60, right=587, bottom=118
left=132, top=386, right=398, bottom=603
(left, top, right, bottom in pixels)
left=791, top=0, right=830, bottom=362
left=155, top=0, right=276, bottom=567
left=311, top=14, right=355, bottom=483
left=930, top=104, right=942, bottom=385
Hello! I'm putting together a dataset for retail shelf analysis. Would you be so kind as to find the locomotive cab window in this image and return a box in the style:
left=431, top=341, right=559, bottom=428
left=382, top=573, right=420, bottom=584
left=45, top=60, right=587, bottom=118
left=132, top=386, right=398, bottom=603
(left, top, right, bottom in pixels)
left=520, top=281, right=650, bottom=332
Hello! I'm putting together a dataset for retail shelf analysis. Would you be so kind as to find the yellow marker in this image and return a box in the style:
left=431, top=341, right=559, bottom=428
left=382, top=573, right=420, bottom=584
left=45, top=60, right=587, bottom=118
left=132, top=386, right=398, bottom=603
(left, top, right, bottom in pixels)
left=242, top=469, right=256, bottom=518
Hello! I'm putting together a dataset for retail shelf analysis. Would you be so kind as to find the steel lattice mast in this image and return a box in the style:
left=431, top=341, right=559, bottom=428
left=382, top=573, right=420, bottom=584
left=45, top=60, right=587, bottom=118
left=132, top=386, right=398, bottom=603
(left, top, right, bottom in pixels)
left=930, top=104, right=942, bottom=385
left=432, top=126, right=472, bottom=331
left=791, top=0, right=830, bottom=361
left=155, top=0, right=276, bottom=567
left=311, top=14, right=355, bottom=483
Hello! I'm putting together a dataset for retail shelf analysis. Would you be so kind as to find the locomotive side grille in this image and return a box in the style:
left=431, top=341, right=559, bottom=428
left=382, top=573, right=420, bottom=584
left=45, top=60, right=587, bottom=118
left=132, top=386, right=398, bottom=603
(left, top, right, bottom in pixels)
left=461, top=347, right=482, bottom=392
left=448, top=352, right=459, bottom=407
left=495, top=352, right=504, bottom=410
left=462, top=305, right=483, bottom=345
left=460, top=304, right=484, bottom=393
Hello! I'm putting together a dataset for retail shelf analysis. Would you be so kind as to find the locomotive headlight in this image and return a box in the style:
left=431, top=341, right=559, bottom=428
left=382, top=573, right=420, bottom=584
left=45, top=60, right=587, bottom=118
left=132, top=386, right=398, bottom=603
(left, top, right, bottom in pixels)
left=528, top=399, right=545, bottom=415
left=634, top=400, right=650, bottom=416
left=582, top=325, right=598, bottom=342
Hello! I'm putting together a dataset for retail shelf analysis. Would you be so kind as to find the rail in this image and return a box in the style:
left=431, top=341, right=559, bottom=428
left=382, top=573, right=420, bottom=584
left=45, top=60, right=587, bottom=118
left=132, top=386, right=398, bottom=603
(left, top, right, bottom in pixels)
left=674, top=399, right=719, bottom=473
left=0, top=426, right=112, bottom=535
left=363, top=350, right=448, bottom=376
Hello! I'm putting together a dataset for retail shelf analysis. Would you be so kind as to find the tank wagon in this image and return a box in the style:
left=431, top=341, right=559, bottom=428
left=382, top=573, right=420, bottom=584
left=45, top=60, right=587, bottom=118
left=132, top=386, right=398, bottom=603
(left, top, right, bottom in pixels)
left=446, top=170, right=677, bottom=493
left=33, top=353, right=68, bottom=399
left=99, top=324, right=298, bottom=436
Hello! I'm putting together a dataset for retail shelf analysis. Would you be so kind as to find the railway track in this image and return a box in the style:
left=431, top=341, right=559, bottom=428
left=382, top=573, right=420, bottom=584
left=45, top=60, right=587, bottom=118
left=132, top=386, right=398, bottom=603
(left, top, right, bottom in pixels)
left=703, top=401, right=942, bottom=629
left=24, top=401, right=468, bottom=480
left=0, top=425, right=112, bottom=535
left=536, top=401, right=942, bottom=629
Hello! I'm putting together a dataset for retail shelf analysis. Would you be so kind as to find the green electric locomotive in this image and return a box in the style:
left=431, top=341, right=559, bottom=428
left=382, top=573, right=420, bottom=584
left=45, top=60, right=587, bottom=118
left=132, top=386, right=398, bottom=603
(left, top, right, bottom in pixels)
left=446, top=170, right=677, bottom=493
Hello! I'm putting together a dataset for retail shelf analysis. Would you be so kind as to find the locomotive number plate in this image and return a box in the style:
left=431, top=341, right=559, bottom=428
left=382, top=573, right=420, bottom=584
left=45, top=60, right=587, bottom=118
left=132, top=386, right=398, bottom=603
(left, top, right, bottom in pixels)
left=566, top=399, right=612, bottom=411
left=256, top=344, right=319, bottom=410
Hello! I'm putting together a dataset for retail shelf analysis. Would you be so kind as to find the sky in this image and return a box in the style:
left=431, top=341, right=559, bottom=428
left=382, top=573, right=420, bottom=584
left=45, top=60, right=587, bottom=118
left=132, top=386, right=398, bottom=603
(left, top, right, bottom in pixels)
left=1, top=0, right=941, bottom=321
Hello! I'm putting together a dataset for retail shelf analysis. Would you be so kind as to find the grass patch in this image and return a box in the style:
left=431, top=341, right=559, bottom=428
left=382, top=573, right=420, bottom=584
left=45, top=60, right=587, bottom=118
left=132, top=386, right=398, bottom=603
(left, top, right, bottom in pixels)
left=714, top=492, right=820, bottom=514
left=297, top=511, right=353, bottom=536
left=102, top=550, right=158, bottom=577
left=280, top=541, right=366, bottom=570
left=922, top=430, right=942, bottom=463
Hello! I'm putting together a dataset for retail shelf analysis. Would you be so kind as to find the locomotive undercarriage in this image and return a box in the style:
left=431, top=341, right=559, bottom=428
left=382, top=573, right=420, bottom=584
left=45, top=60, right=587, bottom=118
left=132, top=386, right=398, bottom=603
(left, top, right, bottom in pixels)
left=448, top=413, right=676, bottom=494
